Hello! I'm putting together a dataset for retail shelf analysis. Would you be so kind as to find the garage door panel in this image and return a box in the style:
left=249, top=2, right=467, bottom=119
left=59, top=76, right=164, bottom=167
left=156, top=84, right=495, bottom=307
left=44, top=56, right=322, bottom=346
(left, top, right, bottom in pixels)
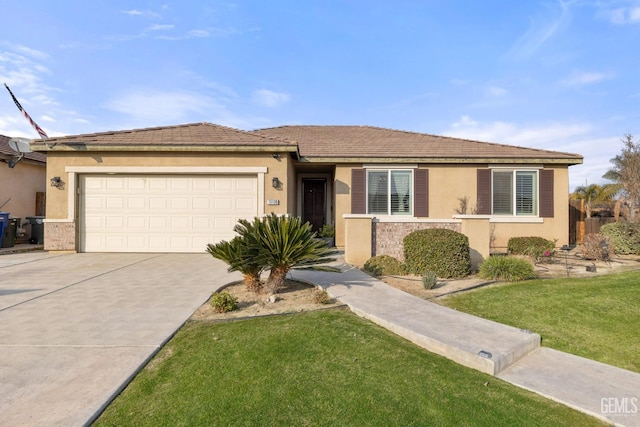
left=80, top=174, right=258, bottom=252
left=193, top=198, right=210, bottom=209
left=105, top=216, right=125, bottom=228
left=127, top=197, right=146, bottom=209
left=149, top=198, right=167, bottom=209
left=171, top=198, right=189, bottom=209
left=106, top=178, right=125, bottom=190
left=236, top=179, right=256, bottom=191
left=150, top=178, right=168, bottom=190
left=84, top=197, right=104, bottom=209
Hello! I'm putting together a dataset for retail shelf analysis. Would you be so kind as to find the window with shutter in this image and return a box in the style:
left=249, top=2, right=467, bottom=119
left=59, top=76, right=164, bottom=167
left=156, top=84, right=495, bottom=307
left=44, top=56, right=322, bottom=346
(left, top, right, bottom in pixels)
left=414, top=169, right=429, bottom=217
left=351, top=169, right=366, bottom=214
left=489, top=169, right=541, bottom=216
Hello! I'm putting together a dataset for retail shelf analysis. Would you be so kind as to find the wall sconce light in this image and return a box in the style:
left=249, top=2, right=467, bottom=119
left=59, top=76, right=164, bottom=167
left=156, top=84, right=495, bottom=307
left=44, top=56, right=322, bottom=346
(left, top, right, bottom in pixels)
left=50, top=176, right=64, bottom=189
left=271, top=153, right=281, bottom=160
left=272, top=177, right=280, bottom=188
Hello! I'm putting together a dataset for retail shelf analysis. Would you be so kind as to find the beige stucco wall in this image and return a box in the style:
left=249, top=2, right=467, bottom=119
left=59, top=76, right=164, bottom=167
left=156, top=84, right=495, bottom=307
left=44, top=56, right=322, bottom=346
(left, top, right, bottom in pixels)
left=344, top=215, right=373, bottom=266
left=333, top=163, right=572, bottom=258
left=44, top=151, right=294, bottom=221
left=334, top=164, right=359, bottom=247
left=428, top=164, right=483, bottom=217
left=0, top=160, right=46, bottom=218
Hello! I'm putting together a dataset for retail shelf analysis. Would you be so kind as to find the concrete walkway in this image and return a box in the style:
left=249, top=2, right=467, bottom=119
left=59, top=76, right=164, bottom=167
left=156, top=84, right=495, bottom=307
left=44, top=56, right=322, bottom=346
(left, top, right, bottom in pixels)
left=0, top=252, right=238, bottom=427
left=292, top=262, right=640, bottom=427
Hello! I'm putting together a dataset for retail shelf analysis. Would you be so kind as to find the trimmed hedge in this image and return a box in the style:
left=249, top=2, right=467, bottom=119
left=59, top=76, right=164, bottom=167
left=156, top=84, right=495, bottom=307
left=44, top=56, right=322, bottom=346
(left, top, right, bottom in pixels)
left=364, top=255, right=408, bottom=276
left=403, top=229, right=471, bottom=279
left=600, top=221, right=640, bottom=255
left=507, top=237, right=555, bottom=259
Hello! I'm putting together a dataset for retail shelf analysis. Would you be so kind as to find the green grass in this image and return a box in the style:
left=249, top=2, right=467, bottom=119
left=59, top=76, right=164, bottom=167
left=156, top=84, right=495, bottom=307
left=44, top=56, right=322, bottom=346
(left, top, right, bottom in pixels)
left=94, top=309, right=604, bottom=426
left=440, top=271, right=640, bottom=373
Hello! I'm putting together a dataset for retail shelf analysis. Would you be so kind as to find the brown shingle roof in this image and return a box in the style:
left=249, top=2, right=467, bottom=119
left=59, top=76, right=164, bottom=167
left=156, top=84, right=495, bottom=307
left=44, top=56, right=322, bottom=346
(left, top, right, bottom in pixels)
left=253, top=125, right=583, bottom=164
left=0, top=135, right=46, bottom=164
left=31, top=122, right=297, bottom=152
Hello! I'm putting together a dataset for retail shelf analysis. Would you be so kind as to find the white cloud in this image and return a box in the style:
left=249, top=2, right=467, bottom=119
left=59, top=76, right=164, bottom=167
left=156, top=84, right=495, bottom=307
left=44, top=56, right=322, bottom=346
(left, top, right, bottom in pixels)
left=561, top=70, right=611, bottom=86
left=486, top=85, right=508, bottom=97
left=13, top=45, right=49, bottom=60
left=442, top=115, right=625, bottom=190
left=146, top=24, right=175, bottom=32
left=599, top=4, right=640, bottom=25
left=251, top=89, right=290, bottom=107
left=104, top=90, right=216, bottom=123
left=187, top=29, right=210, bottom=38
left=122, top=9, right=161, bottom=19
left=506, top=0, right=572, bottom=60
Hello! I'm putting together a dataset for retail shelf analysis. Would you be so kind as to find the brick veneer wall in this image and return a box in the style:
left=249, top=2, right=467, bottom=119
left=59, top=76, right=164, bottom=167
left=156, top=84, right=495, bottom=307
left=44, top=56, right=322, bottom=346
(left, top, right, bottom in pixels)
left=44, top=222, right=76, bottom=251
left=373, top=221, right=461, bottom=260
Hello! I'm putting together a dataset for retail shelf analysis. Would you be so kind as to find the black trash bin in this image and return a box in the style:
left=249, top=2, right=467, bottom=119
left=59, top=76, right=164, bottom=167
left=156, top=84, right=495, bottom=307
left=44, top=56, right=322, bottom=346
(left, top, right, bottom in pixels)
left=26, top=216, right=45, bottom=245
left=2, top=217, right=19, bottom=248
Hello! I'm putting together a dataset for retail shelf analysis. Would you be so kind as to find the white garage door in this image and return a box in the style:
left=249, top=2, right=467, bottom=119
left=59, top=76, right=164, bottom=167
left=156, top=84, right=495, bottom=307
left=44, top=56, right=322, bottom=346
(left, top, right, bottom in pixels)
left=80, top=174, right=258, bottom=252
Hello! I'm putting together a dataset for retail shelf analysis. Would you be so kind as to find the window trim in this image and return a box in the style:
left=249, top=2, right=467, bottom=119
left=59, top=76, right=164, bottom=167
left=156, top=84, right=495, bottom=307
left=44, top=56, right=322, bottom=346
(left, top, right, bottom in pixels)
left=491, top=169, right=540, bottom=217
left=366, top=169, right=414, bottom=216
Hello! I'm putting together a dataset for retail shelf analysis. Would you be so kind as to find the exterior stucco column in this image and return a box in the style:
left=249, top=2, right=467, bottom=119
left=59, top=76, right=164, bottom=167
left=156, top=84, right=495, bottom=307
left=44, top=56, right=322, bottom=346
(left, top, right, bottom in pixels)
left=458, top=216, right=492, bottom=269
left=343, top=214, right=374, bottom=266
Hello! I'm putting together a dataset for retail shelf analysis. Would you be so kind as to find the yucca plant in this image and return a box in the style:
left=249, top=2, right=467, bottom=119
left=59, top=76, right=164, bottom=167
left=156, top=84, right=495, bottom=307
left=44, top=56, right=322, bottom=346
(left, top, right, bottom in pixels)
left=206, top=234, right=264, bottom=293
left=256, top=213, right=335, bottom=294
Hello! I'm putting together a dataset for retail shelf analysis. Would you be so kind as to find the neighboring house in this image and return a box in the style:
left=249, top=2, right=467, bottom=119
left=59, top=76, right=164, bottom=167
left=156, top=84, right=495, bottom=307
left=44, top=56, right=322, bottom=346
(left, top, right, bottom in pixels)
left=31, top=123, right=582, bottom=267
left=0, top=134, right=47, bottom=223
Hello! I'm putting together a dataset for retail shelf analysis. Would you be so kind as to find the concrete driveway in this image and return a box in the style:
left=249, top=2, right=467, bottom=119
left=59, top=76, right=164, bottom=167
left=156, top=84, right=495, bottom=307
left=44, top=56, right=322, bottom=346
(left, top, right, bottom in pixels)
left=0, top=252, right=239, bottom=427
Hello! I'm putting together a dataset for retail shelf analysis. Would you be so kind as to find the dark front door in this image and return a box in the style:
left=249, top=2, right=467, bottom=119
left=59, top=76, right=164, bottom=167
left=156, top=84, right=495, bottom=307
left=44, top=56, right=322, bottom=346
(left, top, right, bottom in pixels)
left=302, top=179, right=326, bottom=232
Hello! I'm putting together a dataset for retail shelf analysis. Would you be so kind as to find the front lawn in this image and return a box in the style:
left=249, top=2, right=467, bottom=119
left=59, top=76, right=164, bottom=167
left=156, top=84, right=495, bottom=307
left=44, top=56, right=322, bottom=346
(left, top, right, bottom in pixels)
left=440, top=271, right=640, bottom=373
left=94, top=309, right=603, bottom=426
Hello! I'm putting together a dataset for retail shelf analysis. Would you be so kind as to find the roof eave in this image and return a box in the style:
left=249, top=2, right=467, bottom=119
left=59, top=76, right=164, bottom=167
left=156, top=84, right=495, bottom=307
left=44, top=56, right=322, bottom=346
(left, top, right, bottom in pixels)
left=31, top=143, right=299, bottom=154
left=299, top=156, right=583, bottom=165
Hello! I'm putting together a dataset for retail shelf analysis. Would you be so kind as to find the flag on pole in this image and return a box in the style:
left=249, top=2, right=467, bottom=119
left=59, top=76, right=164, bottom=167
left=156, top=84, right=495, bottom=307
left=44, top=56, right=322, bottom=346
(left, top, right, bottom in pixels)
left=3, top=83, right=49, bottom=140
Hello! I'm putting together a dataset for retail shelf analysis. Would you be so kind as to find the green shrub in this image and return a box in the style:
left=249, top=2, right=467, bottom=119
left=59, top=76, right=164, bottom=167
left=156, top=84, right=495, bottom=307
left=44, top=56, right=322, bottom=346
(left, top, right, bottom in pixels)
left=600, top=221, right=640, bottom=255
left=422, top=271, right=438, bottom=290
left=478, top=256, right=536, bottom=282
left=363, top=255, right=408, bottom=276
left=318, top=224, right=335, bottom=238
left=210, top=291, right=238, bottom=313
left=581, top=233, right=614, bottom=261
left=403, top=229, right=471, bottom=279
left=507, top=237, right=556, bottom=260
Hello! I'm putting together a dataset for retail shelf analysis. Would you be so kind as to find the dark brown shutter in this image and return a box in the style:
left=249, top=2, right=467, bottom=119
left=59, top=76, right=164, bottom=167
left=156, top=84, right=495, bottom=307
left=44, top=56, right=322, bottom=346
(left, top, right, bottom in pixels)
left=477, top=169, right=492, bottom=215
left=414, top=169, right=429, bottom=217
left=539, top=169, right=554, bottom=218
left=351, top=169, right=366, bottom=214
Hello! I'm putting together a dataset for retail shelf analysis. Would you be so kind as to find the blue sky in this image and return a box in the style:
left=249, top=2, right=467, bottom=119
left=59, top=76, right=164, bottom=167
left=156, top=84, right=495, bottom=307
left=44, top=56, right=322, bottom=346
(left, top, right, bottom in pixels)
left=1, top=1, right=639, bottom=190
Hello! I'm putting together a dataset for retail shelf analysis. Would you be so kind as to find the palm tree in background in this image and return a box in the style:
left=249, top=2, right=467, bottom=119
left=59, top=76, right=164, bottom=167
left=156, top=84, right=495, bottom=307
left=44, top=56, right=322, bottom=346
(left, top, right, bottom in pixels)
left=570, top=183, right=617, bottom=218
left=603, top=134, right=640, bottom=222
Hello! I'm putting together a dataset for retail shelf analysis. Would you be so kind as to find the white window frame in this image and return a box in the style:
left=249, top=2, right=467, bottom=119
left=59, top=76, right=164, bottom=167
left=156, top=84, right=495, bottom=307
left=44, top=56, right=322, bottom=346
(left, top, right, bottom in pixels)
left=491, top=169, right=539, bottom=216
left=366, top=169, right=414, bottom=216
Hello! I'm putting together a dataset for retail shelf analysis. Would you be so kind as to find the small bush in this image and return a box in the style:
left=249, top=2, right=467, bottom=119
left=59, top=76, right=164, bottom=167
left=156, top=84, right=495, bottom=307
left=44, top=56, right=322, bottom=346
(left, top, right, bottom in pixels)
left=478, top=256, right=536, bottom=282
left=404, top=229, right=471, bottom=279
left=311, top=288, right=333, bottom=304
left=318, top=224, right=335, bottom=238
left=364, top=255, right=408, bottom=276
left=210, top=291, right=238, bottom=313
left=422, top=271, right=438, bottom=290
left=581, top=233, right=614, bottom=261
left=600, top=221, right=640, bottom=255
left=507, top=237, right=556, bottom=260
